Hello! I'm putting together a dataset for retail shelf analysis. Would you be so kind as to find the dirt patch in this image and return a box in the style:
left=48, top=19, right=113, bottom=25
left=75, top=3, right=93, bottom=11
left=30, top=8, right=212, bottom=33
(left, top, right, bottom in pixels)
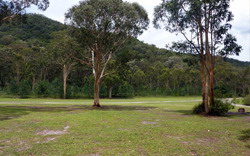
left=141, top=121, right=158, bottom=125
left=189, top=150, right=198, bottom=156
left=0, top=145, right=4, bottom=151
left=244, top=116, right=250, bottom=121
left=16, top=146, right=30, bottom=152
left=182, top=137, right=217, bottom=145
left=37, top=137, right=57, bottom=144
left=90, top=154, right=101, bottom=156
left=195, top=137, right=217, bottom=144
left=165, top=135, right=183, bottom=140
left=118, top=128, right=130, bottom=131
left=15, top=141, right=31, bottom=152
left=37, top=126, right=70, bottom=136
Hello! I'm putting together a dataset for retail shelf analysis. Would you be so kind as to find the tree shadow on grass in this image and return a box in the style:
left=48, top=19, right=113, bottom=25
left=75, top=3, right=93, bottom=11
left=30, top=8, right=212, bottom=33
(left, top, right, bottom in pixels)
left=164, top=109, right=193, bottom=115
left=166, top=110, right=250, bottom=118
left=238, top=129, right=250, bottom=148
left=0, top=105, right=156, bottom=121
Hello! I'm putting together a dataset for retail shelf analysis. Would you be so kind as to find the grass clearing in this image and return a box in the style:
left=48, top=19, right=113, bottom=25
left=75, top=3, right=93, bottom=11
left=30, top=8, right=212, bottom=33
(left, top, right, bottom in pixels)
left=0, top=97, right=249, bottom=155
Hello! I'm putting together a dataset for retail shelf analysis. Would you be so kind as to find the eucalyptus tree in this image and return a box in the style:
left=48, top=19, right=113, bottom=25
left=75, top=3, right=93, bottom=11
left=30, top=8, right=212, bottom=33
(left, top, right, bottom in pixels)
left=47, top=31, right=82, bottom=99
left=65, top=0, right=149, bottom=107
left=0, top=0, right=49, bottom=24
left=154, top=0, right=242, bottom=114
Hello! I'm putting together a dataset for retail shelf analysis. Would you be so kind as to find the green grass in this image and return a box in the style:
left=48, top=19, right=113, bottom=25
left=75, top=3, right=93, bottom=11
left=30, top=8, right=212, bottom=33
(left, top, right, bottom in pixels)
left=0, top=97, right=249, bottom=155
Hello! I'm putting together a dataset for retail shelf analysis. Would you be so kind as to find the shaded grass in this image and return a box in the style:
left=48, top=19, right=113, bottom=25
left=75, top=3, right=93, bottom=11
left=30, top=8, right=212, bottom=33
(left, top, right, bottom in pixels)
left=0, top=97, right=249, bottom=155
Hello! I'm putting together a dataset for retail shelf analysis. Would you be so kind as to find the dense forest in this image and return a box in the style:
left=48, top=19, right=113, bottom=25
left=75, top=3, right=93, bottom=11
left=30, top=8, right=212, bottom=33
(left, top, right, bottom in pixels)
left=0, top=14, right=249, bottom=99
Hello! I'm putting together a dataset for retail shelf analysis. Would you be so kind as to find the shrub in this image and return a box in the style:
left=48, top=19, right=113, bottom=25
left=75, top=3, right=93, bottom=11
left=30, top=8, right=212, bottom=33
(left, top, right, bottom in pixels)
left=18, top=80, right=31, bottom=98
left=82, top=84, right=93, bottom=98
left=244, top=95, right=250, bottom=106
left=50, top=78, right=63, bottom=98
left=193, top=100, right=234, bottom=116
left=210, top=100, right=234, bottom=116
left=192, top=103, right=205, bottom=114
left=8, top=80, right=18, bottom=95
left=34, top=80, right=51, bottom=97
left=117, top=82, right=134, bottom=98
left=70, top=85, right=82, bottom=98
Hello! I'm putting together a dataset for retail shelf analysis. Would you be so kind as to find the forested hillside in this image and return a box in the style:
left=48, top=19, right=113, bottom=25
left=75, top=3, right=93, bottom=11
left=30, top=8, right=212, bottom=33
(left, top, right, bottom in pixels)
left=0, top=14, right=249, bottom=98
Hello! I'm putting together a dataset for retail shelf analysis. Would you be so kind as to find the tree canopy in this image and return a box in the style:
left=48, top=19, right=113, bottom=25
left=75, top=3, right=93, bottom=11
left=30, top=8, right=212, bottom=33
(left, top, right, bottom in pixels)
left=154, top=0, right=242, bottom=114
left=65, top=0, right=149, bottom=107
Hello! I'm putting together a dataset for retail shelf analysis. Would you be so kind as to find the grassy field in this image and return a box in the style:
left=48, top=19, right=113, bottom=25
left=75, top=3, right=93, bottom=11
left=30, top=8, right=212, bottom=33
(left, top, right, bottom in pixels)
left=0, top=97, right=249, bottom=155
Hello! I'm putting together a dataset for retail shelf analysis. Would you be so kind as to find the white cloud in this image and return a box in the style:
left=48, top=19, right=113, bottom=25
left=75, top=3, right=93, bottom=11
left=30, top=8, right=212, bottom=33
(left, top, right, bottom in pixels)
left=229, top=0, right=250, bottom=61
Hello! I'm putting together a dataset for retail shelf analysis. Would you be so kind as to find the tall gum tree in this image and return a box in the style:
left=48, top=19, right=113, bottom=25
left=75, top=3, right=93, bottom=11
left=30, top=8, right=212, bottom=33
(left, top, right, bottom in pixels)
left=154, top=0, right=242, bottom=114
left=65, top=0, right=149, bottom=107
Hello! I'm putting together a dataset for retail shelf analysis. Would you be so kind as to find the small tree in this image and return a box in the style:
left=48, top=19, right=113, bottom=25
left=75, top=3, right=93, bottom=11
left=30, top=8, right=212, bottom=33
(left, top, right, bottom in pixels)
left=154, top=0, right=242, bottom=114
left=65, top=0, right=149, bottom=107
left=47, top=31, right=82, bottom=99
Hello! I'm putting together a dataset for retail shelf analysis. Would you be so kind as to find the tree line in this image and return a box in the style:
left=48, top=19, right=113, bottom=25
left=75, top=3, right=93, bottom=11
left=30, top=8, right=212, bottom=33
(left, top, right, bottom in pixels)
left=0, top=14, right=249, bottom=99
left=0, top=0, right=250, bottom=114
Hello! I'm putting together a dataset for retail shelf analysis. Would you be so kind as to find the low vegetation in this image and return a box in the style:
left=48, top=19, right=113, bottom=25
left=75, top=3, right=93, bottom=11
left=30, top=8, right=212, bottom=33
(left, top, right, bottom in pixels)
left=192, top=100, right=234, bottom=116
left=0, top=97, right=249, bottom=155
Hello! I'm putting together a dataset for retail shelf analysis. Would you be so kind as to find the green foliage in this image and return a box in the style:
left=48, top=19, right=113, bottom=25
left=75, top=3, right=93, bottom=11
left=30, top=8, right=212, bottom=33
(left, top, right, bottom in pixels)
left=192, top=103, right=205, bottom=115
left=70, top=85, right=83, bottom=98
left=34, top=80, right=51, bottom=97
left=18, top=80, right=31, bottom=98
left=0, top=11, right=249, bottom=99
left=0, top=14, right=65, bottom=41
left=193, top=100, right=234, bottom=116
left=7, top=80, right=18, bottom=95
left=214, top=86, right=232, bottom=98
left=210, top=100, right=234, bottom=116
left=50, top=78, right=63, bottom=98
left=244, top=95, right=250, bottom=106
left=117, top=82, right=134, bottom=98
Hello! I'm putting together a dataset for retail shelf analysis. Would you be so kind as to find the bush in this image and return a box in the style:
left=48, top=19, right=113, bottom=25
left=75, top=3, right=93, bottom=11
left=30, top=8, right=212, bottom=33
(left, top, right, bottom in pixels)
left=244, top=95, right=250, bottom=106
left=192, top=103, right=205, bottom=114
left=18, top=80, right=31, bottom=98
left=210, top=100, right=234, bottom=116
left=8, top=80, right=18, bottom=95
left=193, top=100, right=234, bottom=116
left=117, top=82, right=134, bottom=98
left=50, top=78, right=63, bottom=98
left=70, top=85, right=82, bottom=98
left=82, top=84, right=93, bottom=98
left=34, top=80, right=51, bottom=97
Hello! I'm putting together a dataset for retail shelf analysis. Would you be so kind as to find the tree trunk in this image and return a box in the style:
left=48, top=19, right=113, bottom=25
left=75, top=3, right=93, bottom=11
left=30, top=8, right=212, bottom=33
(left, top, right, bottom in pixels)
left=62, top=64, right=74, bottom=99
left=63, top=65, right=68, bottom=99
left=204, top=71, right=210, bottom=113
left=200, top=59, right=206, bottom=112
left=209, top=63, right=215, bottom=107
left=109, top=87, right=113, bottom=99
left=93, top=77, right=101, bottom=107
left=32, top=76, right=36, bottom=91
left=91, top=49, right=112, bottom=107
left=16, top=63, right=20, bottom=84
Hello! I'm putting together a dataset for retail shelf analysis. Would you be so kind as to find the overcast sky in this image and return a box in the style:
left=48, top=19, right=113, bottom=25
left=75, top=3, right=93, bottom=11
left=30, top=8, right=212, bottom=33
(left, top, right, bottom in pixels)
left=28, top=0, right=250, bottom=62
